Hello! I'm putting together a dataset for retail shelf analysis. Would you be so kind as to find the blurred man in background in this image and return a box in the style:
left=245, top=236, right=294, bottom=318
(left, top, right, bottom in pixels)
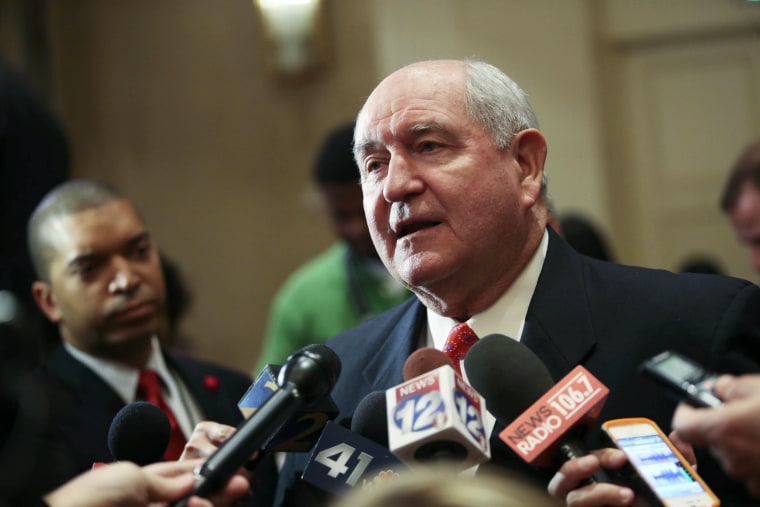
left=255, top=122, right=410, bottom=372
left=720, top=137, right=760, bottom=274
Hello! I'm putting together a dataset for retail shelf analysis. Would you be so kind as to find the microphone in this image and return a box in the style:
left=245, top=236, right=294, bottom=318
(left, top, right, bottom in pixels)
left=302, top=391, right=405, bottom=495
left=401, top=346, right=455, bottom=381
left=464, top=334, right=609, bottom=480
left=174, top=344, right=341, bottom=505
left=351, top=391, right=391, bottom=448
left=238, top=362, right=338, bottom=452
left=386, top=347, right=490, bottom=469
left=108, top=401, right=171, bottom=465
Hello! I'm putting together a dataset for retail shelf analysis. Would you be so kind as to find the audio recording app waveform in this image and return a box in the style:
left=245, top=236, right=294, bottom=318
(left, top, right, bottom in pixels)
left=617, top=435, right=705, bottom=499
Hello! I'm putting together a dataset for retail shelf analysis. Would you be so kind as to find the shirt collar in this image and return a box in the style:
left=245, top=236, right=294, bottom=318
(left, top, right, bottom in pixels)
left=428, top=229, right=548, bottom=349
left=63, top=336, right=172, bottom=403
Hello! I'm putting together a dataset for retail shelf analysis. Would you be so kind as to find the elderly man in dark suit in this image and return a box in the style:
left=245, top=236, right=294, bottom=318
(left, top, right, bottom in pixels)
left=19, top=179, right=255, bottom=504
left=191, top=59, right=760, bottom=506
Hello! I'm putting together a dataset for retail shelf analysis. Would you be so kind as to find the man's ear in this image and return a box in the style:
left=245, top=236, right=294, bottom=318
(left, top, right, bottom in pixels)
left=511, top=128, right=547, bottom=206
left=32, top=281, right=62, bottom=323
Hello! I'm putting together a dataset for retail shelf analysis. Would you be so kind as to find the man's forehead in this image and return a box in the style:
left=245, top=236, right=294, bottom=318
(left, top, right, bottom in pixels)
left=44, top=202, right=146, bottom=255
left=360, top=68, right=464, bottom=125
left=358, top=94, right=465, bottom=136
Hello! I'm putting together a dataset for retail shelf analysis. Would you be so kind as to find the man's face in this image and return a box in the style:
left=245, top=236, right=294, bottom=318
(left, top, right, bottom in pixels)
left=34, top=199, right=166, bottom=359
left=354, top=61, right=544, bottom=316
left=728, top=181, right=760, bottom=273
left=322, top=182, right=378, bottom=259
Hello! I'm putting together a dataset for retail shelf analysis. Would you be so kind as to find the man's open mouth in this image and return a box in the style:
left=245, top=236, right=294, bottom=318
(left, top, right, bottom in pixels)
left=397, top=221, right=440, bottom=238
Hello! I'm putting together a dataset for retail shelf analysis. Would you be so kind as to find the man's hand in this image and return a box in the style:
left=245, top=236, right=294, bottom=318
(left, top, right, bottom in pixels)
left=179, top=420, right=262, bottom=505
left=666, top=429, right=697, bottom=469
left=181, top=421, right=238, bottom=461
left=547, top=448, right=634, bottom=506
left=672, top=374, right=760, bottom=497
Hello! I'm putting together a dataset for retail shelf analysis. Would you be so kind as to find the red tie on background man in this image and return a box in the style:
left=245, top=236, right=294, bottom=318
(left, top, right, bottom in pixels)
left=443, top=322, right=479, bottom=375
left=137, top=369, right=187, bottom=461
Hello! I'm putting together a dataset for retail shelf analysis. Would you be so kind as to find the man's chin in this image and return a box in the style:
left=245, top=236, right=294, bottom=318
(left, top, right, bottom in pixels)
left=394, top=256, right=453, bottom=292
left=100, top=329, right=156, bottom=356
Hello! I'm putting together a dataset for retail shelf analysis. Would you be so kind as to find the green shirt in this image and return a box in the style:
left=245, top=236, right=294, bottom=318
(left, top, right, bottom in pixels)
left=254, top=243, right=411, bottom=372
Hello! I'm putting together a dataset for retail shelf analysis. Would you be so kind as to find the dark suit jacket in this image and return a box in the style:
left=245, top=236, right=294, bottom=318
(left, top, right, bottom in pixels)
left=277, top=229, right=760, bottom=506
left=19, top=345, right=253, bottom=503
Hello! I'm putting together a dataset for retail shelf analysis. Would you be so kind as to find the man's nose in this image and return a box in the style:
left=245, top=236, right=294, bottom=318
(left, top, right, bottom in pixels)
left=383, top=154, right=423, bottom=203
left=107, top=259, right=140, bottom=294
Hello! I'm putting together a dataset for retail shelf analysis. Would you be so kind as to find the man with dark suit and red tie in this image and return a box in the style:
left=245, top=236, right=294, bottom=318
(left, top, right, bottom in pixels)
left=187, top=59, right=760, bottom=506
left=20, top=179, right=254, bottom=504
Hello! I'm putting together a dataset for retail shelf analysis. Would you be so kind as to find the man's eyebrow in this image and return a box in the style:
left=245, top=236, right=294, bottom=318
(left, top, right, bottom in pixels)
left=409, top=121, right=446, bottom=135
left=354, top=122, right=448, bottom=160
left=67, top=252, right=100, bottom=270
left=354, top=139, right=380, bottom=161
left=65, top=231, right=151, bottom=269
left=128, top=231, right=151, bottom=246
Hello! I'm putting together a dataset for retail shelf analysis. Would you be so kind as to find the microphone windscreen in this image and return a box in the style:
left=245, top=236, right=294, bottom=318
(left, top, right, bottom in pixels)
left=464, top=334, right=555, bottom=424
left=350, top=391, right=388, bottom=447
left=402, top=347, right=455, bottom=381
left=108, top=401, right=170, bottom=465
left=280, top=344, right=341, bottom=405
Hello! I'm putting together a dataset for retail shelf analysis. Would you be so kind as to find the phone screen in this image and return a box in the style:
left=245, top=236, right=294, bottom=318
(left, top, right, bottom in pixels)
left=604, top=419, right=719, bottom=506
left=653, top=353, right=704, bottom=382
left=615, top=432, right=707, bottom=499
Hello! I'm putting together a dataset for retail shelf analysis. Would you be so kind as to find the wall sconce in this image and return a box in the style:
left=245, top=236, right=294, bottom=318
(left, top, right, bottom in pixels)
left=253, top=0, right=329, bottom=77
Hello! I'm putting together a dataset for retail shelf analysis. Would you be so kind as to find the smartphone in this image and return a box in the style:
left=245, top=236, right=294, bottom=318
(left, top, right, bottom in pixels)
left=602, top=418, right=719, bottom=507
left=639, top=351, right=722, bottom=408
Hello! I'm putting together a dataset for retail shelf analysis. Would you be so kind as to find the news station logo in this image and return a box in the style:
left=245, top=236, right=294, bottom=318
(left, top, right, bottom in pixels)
left=392, top=371, right=447, bottom=433
left=361, top=469, right=401, bottom=491
left=499, top=365, right=609, bottom=464
left=454, top=373, right=487, bottom=448
left=302, top=421, right=405, bottom=496
left=387, top=366, right=491, bottom=469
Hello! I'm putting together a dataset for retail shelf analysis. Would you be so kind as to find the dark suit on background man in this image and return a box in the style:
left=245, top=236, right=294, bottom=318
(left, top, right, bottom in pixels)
left=34, top=344, right=251, bottom=494
left=277, top=228, right=760, bottom=505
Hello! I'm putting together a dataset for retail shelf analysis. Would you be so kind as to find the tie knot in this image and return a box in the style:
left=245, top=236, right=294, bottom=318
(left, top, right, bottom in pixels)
left=137, top=369, right=162, bottom=400
left=444, top=323, right=479, bottom=374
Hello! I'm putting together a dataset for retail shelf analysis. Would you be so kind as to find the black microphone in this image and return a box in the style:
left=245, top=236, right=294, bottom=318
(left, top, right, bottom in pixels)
left=108, top=401, right=171, bottom=465
left=173, top=344, right=341, bottom=505
left=237, top=362, right=338, bottom=453
left=350, top=391, right=390, bottom=448
left=464, top=334, right=610, bottom=482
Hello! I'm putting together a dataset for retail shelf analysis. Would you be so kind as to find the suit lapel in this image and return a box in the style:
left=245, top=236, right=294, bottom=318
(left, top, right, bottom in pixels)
left=522, top=228, right=597, bottom=381
left=47, top=345, right=126, bottom=411
left=166, top=353, right=234, bottom=425
left=362, top=299, right=427, bottom=390
left=45, top=346, right=126, bottom=462
left=480, top=231, right=597, bottom=480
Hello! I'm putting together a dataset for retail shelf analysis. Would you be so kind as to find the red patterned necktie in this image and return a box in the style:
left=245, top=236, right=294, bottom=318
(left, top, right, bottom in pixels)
left=137, top=369, right=187, bottom=461
left=443, top=322, right=479, bottom=375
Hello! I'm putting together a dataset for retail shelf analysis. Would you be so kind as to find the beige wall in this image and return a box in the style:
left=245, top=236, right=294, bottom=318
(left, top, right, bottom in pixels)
left=47, top=0, right=379, bottom=371
left=3, top=0, right=759, bottom=372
